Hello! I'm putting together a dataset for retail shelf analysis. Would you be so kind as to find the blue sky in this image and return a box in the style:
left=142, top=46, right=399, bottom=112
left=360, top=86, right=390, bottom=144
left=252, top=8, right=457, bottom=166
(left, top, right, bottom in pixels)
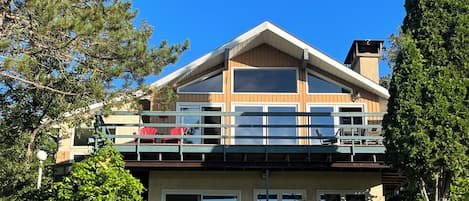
left=131, top=1, right=406, bottom=84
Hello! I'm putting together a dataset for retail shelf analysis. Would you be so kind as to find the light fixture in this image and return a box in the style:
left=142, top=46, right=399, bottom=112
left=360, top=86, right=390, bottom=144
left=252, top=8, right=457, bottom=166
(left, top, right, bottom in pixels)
left=351, top=91, right=361, bottom=102
left=36, top=150, right=47, bottom=189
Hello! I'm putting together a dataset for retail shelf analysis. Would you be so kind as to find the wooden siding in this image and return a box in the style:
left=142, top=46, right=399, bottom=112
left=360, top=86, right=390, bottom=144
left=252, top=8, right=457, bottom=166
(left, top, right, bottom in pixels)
left=149, top=43, right=385, bottom=140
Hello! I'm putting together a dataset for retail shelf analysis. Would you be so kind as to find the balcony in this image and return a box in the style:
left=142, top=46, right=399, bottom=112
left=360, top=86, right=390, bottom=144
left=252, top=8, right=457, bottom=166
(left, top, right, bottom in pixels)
left=92, top=111, right=386, bottom=169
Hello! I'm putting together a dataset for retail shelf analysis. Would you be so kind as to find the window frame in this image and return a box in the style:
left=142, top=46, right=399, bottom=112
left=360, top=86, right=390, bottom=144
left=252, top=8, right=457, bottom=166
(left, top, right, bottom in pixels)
left=231, top=67, right=299, bottom=94
left=162, top=189, right=241, bottom=201
left=231, top=102, right=299, bottom=145
left=306, top=69, right=352, bottom=95
left=307, top=103, right=366, bottom=145
left=176, top=102, right=225, bottom=144
left=71, top=127, right=95, bottom=147
left=70, top=152, right=90, bottom=162
left=177, top=70, right=224, bottom=94
left=253, top=189, right=306, bottom=201
left=316, top=189, right=368, bottom=201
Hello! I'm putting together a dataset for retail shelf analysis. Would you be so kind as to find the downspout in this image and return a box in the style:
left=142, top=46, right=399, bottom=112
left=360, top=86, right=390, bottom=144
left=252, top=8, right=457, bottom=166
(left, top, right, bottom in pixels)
left=265, top=169, right=270, bottom=201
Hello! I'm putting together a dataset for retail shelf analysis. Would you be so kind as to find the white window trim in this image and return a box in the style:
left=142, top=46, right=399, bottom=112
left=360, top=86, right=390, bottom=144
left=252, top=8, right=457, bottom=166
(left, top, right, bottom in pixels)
left=307, top=103, right=366, bottom=145
left=162, top=189, right=241, bottom=201
left=176, top=102, right=225, bottom=144
left=231, top=102, right=299, bottom=145
left=253, top=189, right=306, bottom=201
left=176, top=70, right=224, bottom=94
left=317, top=189, right=368, bottom=201
left=231, top=67, right=299, bottom=95
left=306, top=69, right=353, bottom=95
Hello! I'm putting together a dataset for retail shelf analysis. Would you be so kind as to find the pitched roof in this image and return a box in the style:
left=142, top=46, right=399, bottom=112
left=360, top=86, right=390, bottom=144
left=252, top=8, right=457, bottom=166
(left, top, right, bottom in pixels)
left=152, top=21, right=389, bottom=98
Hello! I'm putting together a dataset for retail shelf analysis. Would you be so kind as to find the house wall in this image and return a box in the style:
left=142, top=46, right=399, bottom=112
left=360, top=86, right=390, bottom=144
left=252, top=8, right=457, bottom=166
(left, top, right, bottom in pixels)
left=148, top=170, right=384, bottom=201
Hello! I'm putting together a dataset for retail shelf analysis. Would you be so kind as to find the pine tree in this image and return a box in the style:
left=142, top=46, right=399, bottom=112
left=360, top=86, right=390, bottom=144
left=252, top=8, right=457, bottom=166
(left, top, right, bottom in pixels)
left=383, top=0, right=469, bottom=200
left=0, top=0, right=188, bottom=198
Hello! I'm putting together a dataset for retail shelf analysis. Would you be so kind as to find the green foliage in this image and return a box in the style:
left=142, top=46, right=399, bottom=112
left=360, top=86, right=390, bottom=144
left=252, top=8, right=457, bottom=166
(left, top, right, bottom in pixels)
left=383, top=0, right=469, bottom=200
left=50, top=146, right=144, bottom=201
left=0, top=0, right=187, bottom=198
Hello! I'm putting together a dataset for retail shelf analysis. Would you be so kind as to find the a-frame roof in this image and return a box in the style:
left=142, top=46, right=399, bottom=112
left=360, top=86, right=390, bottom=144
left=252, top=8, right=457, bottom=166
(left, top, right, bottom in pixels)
left=151, top=21, right=389, bottom=99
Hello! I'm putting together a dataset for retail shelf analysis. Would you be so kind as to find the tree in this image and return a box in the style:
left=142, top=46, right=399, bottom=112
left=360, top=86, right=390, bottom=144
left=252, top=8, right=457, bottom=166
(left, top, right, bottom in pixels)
left=51, top=146, right=144, bottom=201
left=0, top=0, right=188, bottom=198
left=383, top=0, right=469, bottom=201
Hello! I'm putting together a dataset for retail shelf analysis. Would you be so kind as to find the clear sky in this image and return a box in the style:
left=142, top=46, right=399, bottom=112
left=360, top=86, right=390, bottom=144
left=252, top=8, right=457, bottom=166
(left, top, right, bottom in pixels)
left=131, top=0, right=406, bottom=84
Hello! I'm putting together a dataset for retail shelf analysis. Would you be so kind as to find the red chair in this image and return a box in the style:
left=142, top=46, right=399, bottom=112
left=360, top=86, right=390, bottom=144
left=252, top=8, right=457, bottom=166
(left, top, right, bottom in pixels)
left=133, top=127, right=158, bottom=143
left=162, top=127, right=188, bottom=144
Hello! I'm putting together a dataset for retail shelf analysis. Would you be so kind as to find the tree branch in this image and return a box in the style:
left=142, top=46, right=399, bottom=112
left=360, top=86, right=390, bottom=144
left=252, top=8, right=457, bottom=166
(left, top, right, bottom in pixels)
left=0, top=71, right=79, bottom=96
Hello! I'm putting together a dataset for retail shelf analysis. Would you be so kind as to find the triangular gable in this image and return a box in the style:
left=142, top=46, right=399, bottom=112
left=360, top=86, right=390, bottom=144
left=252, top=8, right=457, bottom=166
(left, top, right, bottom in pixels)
left=150, top=21, right=390, bottom=99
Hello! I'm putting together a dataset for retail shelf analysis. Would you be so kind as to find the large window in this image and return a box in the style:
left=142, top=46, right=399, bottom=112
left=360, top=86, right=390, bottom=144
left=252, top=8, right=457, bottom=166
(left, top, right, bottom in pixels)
left=255, top=190, right=305, bottom=201
left=307, top=72, right=351, bottom=93
left=308, top=105, right=364, bottom=145
left=178, top=71, right=223, bottom=93
left=178, top=104, right=223, bottom=144
left=234, top=105, right=297, bottom=145
left=164, top=191, right=239, bottom=201
left=318, top=190, right=367, bottom=201
left=233, top=68, right=297, bottom=93
left=73, top=127, right=115, bottom=146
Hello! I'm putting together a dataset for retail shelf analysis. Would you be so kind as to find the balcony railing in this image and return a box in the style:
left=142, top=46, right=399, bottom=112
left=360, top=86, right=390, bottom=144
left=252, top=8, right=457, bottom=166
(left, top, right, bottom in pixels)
left=92, top=111, right=385, bottom=161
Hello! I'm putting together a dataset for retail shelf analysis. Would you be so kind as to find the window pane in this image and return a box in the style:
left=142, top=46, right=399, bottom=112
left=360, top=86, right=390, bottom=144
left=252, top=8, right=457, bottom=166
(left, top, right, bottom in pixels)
left=310, top=107, right=334, bottom=144
left=73, top=155, right=87, bottom=162
left=345, top=194, right=365, bottom=201
left=308, top=73, right=350, bottom=93
left=320, top=194, right=341, bottom=201
left=179, top=72, right=223, bottom=93
left=235, top=106, right=263, bottom=144
left=73, top=128, right=94, bottom=146
left=267, top=107, right=297, bottom=145
left=234, top=69, right=297, bottom=93
left=203, top=195, right=238, bottom=201
left=202, top=107, right=222, bottom=144
left=166, top=194, right=200, bottom=201
left=339, top=107, right=363, bottom=125
left=181, top=107, right=202, bottom=144
left=282, top=193, right=303, bottom=201
left=257, top=194, right=278, bottom=201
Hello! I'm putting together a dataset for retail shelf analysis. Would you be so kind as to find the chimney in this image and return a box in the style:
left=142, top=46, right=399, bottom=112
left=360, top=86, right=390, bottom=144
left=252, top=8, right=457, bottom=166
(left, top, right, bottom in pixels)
left=344, top=40, right=383, bottom=83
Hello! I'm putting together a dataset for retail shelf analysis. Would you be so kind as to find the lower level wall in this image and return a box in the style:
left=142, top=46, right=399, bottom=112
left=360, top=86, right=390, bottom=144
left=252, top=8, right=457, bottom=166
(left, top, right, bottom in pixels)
left=148, top=170, right=384, bottom=201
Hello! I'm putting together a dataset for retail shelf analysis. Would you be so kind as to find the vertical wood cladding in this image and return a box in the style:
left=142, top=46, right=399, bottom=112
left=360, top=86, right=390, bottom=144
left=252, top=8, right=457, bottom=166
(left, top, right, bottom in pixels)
left=151, top=43, right=383, bottom=113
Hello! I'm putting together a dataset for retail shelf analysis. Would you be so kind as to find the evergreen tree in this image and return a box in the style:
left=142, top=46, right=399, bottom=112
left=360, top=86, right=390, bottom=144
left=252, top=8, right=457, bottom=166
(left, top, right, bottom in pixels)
left=383, top=0, right=469, bottom=200
left=0, top=0, right=188, bottom=199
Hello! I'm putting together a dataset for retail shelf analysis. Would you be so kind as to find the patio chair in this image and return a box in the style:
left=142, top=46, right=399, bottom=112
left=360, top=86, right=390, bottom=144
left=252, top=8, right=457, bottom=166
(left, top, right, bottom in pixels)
left=133, top=127, right=158, bottom=143
left=315, top=128, right=336, bottom=145
left=161, top=127, right=188, bottom=144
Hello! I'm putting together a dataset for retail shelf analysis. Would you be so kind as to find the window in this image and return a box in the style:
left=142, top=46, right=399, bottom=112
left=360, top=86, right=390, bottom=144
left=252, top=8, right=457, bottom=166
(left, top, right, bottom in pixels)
left=318, top=190, right=367, bottom=201
left=233, top=68, right=297, bottom=93
left=73, top=128, right=94, bottom=146
left=73, top=127, right=115, bottom=146
left=178, top=72, right=223, bottom=93
left=139, top=99, right=151, bottom=123
left=72, top=154, right=88, bottom=162
left=255, top=190, right=305, bottom=201
left=308, top=105, right=364, bottom=145
left=307, top=72, right=351, bottom=93
left=177, top=104, right=223, bottom=144
left=234, top=105, right=297, bottom=145
left=164, top=191, right=239, bottom=201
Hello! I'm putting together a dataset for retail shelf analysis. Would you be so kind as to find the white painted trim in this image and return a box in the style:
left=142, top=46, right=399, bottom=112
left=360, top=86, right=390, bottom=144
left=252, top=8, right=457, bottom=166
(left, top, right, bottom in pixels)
left=231, top=102, right=299, bottom=145
left=162, top=189, right=241, bottom=201
left=231, top=67, right=300, bottom=95
left=316, top=189, right=368, bottom=201
left=306, top=69, right=353, bottom=95
left=70, top=152, right=91, bottom=162
left=149, top=21, right=389, bottom=99
left=176, top=70, right=224, bottom=94
left=253, top=189, right=306, bottom=201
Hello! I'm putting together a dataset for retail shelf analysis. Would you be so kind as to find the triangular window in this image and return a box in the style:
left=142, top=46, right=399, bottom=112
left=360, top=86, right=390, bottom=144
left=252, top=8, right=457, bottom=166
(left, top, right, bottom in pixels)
left=178, top=72, right=223, bottom=93
left=307, top=72, right=351, bottom=93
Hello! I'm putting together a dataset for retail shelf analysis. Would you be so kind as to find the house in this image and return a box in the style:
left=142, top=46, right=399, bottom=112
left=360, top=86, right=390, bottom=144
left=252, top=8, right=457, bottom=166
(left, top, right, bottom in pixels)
left=55, top=21, right=403, bottom=201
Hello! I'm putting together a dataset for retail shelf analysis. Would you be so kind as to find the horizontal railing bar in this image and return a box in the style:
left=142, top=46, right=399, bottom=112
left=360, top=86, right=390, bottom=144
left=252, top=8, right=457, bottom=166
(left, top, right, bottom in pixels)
left=102, top=135, right=382, bottom=140
left=101, top=123, right=383, bottom=129
left=109, top=111, right=385, bottom=117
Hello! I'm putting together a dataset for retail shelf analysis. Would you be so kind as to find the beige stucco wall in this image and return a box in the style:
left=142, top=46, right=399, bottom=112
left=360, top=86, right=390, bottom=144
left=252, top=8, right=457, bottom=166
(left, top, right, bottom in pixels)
left=149, top=170, right=384, bottom=201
